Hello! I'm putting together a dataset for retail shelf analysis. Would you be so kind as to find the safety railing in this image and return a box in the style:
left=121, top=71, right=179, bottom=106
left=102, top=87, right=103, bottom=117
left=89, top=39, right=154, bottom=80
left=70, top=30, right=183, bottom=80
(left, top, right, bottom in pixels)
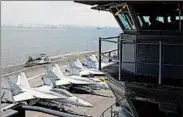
left=98, top=36, right=120, bottom=70
left=99, top=35, right=183, bottom=85
left=100, top=96, right=134, bottom=117
left=100, top=102, right=118, bottom=117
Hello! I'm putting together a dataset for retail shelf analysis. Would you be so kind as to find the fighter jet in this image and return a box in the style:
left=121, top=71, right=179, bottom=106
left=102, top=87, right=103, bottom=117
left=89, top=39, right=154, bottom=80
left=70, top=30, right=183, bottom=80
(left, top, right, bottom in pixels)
left=69, top=58, right=105, bottom=77
left=1, top=75, right=66, bottom=105
left=20, top=72, right=93, bottom=107
left=46, top=65, right=95, bottom=86
left=52, top=64, right=109, bottom=90
left=42, top=74, right=93, bottom=107
left=43, top=65, right=95, bottom=93
left=16, top=72, right=67, bottom=101
left=15, top=72, right=93, bottom=107
left=68, top=58, right=110, bottom=83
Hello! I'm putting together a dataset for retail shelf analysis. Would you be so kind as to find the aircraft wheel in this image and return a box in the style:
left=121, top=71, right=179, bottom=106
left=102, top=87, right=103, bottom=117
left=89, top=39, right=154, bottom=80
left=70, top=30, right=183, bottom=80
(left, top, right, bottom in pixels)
left=116, top=99, right=120, bottom=106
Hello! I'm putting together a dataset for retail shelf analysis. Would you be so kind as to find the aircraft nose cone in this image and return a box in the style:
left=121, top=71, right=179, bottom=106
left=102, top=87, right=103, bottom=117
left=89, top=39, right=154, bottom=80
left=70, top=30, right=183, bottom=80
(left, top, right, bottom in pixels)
left=83, top=101, right=93, bottom=107
left=104, top=84, right=109, bottom=89
left=70, top=97, right=93, bottom=107
left=100, top=82, right=109, bottom=90
left=78, top=98, right=93, bottom=107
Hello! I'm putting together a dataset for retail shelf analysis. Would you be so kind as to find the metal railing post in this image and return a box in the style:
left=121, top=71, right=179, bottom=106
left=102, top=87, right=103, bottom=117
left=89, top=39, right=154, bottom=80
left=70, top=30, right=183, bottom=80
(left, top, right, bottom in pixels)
left=134, top=41, right=137, bottom=75
left=119, top=36, right=122, bottom=81
left=117, top=36, right=120, bottom=60
left=108, top=52, right=111, bottom=62
left=99, top=37, right=102, bottom=70
left=111, top=105, right=113, bottom=117
left=158, top=41, right=162, bottom=85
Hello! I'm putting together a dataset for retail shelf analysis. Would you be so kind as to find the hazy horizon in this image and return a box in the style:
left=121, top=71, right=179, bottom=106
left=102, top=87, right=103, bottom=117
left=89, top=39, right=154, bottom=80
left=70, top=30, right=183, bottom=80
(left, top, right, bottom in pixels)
left=2, top=1, right=119, bottom=27
left=1, top=23, right=119, bottom=28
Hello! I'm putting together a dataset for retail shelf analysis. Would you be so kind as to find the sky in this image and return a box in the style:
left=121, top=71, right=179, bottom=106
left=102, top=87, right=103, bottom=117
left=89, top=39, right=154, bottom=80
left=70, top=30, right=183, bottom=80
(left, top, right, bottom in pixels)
left=2, top=1, right=119, bottom=27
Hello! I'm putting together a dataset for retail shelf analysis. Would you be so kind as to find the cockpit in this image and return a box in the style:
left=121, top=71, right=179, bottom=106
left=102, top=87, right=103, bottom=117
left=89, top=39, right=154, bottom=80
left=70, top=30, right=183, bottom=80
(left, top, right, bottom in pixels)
left=51, top=88, right=74, bottom=97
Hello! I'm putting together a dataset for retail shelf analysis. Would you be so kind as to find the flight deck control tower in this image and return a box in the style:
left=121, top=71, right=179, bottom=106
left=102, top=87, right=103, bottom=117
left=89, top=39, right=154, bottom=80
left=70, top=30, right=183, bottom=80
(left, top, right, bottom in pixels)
left=75, top=1, right=183, bottom=117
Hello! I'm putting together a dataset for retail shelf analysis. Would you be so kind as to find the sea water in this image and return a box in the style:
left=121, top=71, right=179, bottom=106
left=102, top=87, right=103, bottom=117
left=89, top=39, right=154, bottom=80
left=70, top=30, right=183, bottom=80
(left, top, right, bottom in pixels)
left=1, top=27, right=121, bottom=66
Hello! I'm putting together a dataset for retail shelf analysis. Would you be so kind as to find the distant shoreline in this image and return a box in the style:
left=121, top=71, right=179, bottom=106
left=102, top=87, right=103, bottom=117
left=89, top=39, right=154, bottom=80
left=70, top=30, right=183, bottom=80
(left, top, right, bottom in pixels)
left=1, top=25, right=119, bottom=29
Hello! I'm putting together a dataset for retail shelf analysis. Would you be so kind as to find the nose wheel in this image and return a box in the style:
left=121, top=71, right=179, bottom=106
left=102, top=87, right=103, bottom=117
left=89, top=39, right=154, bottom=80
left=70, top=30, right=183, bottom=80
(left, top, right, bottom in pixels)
left=58, top=103, right=67, bottom=112
left=116, top=99, right=120, bottom=106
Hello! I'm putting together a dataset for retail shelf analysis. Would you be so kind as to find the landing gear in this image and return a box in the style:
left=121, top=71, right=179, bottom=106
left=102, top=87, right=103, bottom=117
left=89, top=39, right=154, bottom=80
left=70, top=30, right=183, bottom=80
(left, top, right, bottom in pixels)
left=116, top=99, right=120, bottom=107
left=58, top=103, right=67, bottom=112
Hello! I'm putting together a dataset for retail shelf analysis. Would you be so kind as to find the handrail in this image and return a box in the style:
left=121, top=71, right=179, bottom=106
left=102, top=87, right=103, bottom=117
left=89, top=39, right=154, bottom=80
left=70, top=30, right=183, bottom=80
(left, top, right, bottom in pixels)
left=100, top=36, right=119, bottom=40
left=99, top=96, right=135, bottom=117
left=101, top=54, right=119, bottom=62
left=99, top=36, right=120, bottom=70
left=101, top=39, right=118, bottom=43
left=102, top=53, right=182, bottom=67
left=99, top=35, right=183, bottom=85
left=102, top=49, right=117, bottom=55
left=121, top=106, right=134, bottom=117
left=100, top=102, right=117, bottom=117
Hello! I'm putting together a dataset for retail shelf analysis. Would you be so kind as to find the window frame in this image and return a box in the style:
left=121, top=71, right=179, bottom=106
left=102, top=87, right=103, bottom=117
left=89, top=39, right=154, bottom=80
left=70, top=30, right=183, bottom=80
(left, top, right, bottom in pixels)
left=109, top=3, right=138, bottom=33
left=132, top=3, right=183, bottom=32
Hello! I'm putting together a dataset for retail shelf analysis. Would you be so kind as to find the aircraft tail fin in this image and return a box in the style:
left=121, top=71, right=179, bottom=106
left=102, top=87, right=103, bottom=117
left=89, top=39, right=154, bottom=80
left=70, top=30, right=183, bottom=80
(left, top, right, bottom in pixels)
left=52, top=64, right=64, bottom=78
left=1, top=78, right=14, bottom=102
left=42, top=74, right=56, bottom=88
left=68, top=60, right=81, bottom=75
left=75, top=58, right=84, bottom=69
left=90, top=55, right=98, bottom=62
left=44, top=66, right=60, bottom=80
left=85, top=55, right=97, bottom=69
left=2, top=75, right=23, bottom=102
left=17, top=72, right=31, bottom=88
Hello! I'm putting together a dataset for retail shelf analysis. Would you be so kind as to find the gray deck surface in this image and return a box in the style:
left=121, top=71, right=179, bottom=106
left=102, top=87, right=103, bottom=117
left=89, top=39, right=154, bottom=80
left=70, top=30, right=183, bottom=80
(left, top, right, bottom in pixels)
left=68, top=89, right=116, bottom=117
